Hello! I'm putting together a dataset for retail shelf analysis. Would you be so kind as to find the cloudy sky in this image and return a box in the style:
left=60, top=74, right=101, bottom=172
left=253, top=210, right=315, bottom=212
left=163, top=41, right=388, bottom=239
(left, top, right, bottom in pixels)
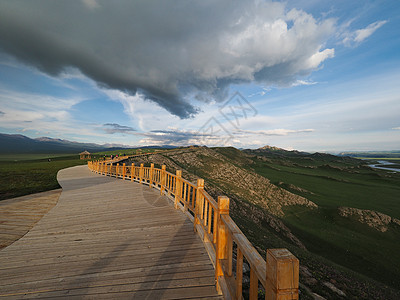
left=0, top=0, right=399, bottom=152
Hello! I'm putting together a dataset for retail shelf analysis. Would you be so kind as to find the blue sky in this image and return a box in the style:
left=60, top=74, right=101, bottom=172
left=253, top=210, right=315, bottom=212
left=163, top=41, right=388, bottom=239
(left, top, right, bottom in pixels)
left=0, top=0, right=399, bottom=152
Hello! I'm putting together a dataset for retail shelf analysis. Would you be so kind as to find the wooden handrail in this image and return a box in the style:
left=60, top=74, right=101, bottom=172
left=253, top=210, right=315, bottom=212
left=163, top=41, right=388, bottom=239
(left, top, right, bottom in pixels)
left=88, top=160, right=299, bottom=300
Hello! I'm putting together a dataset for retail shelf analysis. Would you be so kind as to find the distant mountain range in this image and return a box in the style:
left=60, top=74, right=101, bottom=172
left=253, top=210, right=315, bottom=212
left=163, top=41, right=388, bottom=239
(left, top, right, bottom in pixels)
left=0, top=133, right=176, bottom=154
left=255, top=145, right=400, bottom=159
left=338, top=150, right=400, bottom=159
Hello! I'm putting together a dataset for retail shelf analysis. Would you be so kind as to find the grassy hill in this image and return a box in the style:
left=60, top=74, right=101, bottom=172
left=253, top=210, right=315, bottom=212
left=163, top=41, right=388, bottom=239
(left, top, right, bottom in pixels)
left=126, top=146, right=400, bottom=299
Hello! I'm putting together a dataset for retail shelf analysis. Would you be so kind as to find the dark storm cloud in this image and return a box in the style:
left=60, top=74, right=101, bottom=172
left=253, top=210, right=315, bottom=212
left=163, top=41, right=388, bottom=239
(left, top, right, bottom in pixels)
left=103, top=123, right=136, bottom=134
left=0, top=0, right=335, bottom=118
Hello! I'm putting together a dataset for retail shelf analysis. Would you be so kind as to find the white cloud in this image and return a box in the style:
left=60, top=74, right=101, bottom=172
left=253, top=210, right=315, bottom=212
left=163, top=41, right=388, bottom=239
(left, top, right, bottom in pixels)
left=82, top=0, right=100, bottom=10
left=342, top=20, right=387, bottom=46
left=291, top=79, right=318, bottom=87
left=303, top=48, right=335, bottom=69
left=354, top=20, right=387, bottom=43
left=238, top=128, right=314, bottom=136
left=0, top=89, right=92, bottom=137
left=392, top=127, right=400, bottom=130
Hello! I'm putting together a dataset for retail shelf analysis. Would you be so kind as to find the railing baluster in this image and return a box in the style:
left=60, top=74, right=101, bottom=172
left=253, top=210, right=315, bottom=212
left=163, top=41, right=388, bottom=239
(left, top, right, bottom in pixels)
left=183, top=182, right=187, bottom=210
left=236, top=248, right=243, bottom=299
left=139, top=163, right=144, bottom=184
left=208, top=202, right=212, bottom=234
left=215, top=196, right=229, bottom=293
left=203, top=200, right=208, bottom=227
left=195, top=179, right=204, bottom=231
left=174, top=170, right=182, bottom=209
left=213, top=209, right=218, bottom=244
left=149, top=163, right=154, bottom=188
left=250, top=268, right=258, bottom=300
left=161, top=165, right=166, bottom=194
left=227, top=233, right=233, bottom=276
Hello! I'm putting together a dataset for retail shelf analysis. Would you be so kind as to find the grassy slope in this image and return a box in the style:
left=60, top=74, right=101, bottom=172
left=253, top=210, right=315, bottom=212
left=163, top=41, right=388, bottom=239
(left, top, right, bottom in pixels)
left=0, top=154, right=87, bottom=200
left=159, top=147, right=400, bottom=298
left=246, top=150, right=400, bottom=289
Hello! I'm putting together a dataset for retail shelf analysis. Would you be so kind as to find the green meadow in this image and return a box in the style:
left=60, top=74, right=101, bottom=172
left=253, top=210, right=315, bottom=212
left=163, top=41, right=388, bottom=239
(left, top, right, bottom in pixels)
left=0, top=154, right=87, bottom=200
left=0, top=153, right=74, bottom=161
left=249, top=152, right=400, bottom=288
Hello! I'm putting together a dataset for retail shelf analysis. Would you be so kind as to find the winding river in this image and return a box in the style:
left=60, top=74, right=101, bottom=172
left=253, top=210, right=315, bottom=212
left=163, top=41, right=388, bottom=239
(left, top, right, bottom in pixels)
left=368, top=160, right=400, bottom=172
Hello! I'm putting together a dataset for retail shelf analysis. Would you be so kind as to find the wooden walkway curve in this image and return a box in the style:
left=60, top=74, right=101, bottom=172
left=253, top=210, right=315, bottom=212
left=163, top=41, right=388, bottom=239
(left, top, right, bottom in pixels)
left=0, top=165, right=222, bottom=299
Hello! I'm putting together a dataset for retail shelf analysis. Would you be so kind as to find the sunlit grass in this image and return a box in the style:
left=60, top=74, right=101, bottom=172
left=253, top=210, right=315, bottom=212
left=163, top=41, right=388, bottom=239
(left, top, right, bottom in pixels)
left=0, top=154, right=87, bottom=200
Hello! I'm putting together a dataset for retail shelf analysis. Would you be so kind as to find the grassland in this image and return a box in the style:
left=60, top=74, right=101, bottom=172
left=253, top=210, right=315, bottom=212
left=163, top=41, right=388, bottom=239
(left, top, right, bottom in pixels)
left=0, top=154, right=87, bottom=200
left=0, top=153, right=74, bottom=161
left=246, top=150, right=400, bottom=289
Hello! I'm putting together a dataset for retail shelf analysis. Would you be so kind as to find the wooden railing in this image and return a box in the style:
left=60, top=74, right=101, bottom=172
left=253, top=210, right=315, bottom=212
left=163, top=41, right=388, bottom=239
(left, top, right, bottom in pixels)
left=88, top=160, right=299, bottom=300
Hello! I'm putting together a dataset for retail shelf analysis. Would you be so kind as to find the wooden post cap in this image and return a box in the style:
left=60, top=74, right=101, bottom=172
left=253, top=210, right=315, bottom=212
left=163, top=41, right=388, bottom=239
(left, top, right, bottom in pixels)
left=176, top=170, right=182, bottom=177
left=217, top=196, right=229, bottom=214
left=162, top=165, right=166, bottom=170
left=151, top=163, right=154, bottom=168
left=197, top=178, right=204, bottom=188
left=140, top=163, right=144, bottom=167
left=266, top=249, right=299, bottom=299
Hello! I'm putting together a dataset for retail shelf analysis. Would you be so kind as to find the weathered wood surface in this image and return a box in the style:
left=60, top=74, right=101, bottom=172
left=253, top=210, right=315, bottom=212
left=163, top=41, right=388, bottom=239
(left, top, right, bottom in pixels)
left=0, top=165, right=221, bottom=299
left=0, top=189, right=61, bottom=249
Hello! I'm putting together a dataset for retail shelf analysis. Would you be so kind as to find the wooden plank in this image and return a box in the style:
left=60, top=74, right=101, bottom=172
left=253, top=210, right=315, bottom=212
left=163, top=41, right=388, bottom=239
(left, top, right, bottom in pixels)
left=0, top=190, right=61, bottom=249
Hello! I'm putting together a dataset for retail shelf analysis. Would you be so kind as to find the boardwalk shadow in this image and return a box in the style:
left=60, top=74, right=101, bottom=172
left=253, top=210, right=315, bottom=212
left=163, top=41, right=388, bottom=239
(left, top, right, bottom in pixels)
left=132, top=222, right=196, bottom=299
left=57, top=176, right=114, bottom=191
left=66, top=241, right=132, bottom=297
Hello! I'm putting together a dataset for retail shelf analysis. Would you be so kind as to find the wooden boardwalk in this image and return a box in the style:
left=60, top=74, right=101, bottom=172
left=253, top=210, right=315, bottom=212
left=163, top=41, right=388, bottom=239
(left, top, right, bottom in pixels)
left=0, top=189, right=61, bottom=249
left=0, top=165, right=221, bottom=299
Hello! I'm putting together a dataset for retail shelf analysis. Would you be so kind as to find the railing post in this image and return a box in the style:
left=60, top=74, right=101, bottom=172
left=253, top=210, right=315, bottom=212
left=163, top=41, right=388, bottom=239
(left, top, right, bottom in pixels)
left=116, top=163, right=119, bottom=178
left=139, top=163, right=144, bottom=184
left=149, top=163, right=154, bottom=188
left=174, top=170, right=182, bottom=209
left=215, top=196, right=229, bottom=293
left=266, top=249, right=299, bottom=300
left=122, top=163, right=126, bottom=179
left=160, top=165, right=166, bottom=195
left=131, top=163, right=135, bottom=181
left=194, top=178, right=204, bottom=232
